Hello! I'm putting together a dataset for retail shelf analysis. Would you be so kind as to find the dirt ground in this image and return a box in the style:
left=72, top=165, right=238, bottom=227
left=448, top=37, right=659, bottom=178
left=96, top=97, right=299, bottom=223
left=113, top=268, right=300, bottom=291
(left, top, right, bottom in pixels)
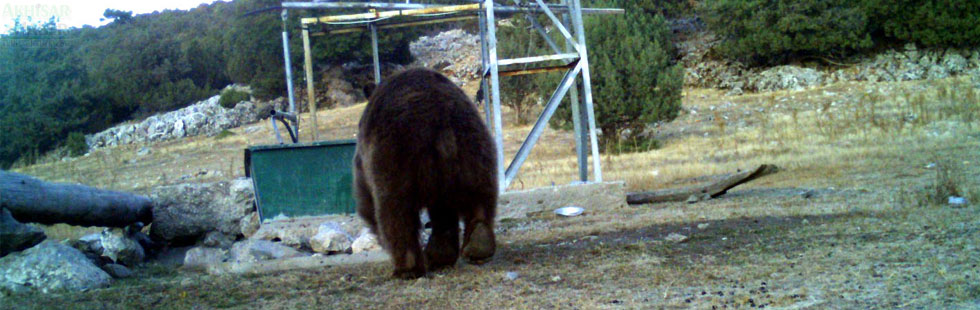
left=7, top=77, right=980, bottom=309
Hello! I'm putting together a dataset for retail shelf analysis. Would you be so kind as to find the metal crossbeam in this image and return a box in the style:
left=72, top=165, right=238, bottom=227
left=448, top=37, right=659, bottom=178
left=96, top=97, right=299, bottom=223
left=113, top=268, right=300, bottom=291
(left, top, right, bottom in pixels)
left=504, top=60, right=582, bottom=187
left=496, top=53, right=578, bottom=66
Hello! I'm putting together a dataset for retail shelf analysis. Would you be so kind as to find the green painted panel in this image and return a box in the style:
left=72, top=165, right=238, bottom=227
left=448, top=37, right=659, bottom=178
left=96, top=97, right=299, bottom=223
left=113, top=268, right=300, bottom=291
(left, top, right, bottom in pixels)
left=245, top=140, right=357, bottom=220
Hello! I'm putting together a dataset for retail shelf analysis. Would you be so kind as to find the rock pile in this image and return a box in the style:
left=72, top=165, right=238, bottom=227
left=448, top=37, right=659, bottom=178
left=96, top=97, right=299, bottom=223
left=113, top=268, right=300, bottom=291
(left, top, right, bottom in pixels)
left=85, top=86, right=271, bottom=150
left=682, top=40, right=980, bottom=94
left=409, top=29, right=482, bottom=85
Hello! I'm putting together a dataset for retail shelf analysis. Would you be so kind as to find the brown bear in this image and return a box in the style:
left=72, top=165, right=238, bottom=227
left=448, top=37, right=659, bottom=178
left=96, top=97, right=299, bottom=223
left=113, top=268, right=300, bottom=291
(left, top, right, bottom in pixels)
left=354, top=68, right=498, bottom=279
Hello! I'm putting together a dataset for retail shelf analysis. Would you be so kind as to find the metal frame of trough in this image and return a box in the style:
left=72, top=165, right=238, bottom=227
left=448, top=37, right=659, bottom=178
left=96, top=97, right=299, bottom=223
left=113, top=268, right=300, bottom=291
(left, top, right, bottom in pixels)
left=278, top=1, right=622, bottom=192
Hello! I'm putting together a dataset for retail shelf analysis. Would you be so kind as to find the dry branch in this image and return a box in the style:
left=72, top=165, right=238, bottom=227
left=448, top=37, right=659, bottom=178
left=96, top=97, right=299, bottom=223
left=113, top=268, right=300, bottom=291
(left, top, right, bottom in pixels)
left=627, top=164, right=780, bottom=205
left=0, top=170, right=152, bottom=227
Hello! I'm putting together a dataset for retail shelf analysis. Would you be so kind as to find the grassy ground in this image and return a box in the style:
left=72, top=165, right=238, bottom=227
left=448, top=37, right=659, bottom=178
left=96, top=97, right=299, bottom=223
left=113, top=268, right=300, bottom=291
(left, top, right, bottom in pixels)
left=8, top=77, right=980, bottom=309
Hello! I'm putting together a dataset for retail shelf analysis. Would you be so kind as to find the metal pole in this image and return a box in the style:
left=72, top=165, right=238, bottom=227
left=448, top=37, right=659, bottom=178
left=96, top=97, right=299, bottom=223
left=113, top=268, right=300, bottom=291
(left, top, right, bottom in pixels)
left=281, top=10, right=299, bottom=140
left=570, top=0, right=601, bottom=182
left=484, top=0, right=506, bottom=192
left=562, top=1, right=587, bottom=182
left=370, top=23, right=381, bottom=85
left=478, top=9, right=492, bottom=125
left=301, top=26, right=318, bottom=141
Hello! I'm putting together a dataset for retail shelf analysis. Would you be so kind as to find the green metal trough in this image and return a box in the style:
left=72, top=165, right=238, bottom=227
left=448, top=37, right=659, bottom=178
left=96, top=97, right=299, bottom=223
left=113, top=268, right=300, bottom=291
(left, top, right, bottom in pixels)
left=245, top=140, right=357, bottom=220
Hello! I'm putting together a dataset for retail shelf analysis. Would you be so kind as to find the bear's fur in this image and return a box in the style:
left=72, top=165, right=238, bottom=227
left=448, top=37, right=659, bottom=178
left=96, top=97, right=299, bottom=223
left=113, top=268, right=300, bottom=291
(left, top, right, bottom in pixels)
left=354, top=68, right=498, bottom=279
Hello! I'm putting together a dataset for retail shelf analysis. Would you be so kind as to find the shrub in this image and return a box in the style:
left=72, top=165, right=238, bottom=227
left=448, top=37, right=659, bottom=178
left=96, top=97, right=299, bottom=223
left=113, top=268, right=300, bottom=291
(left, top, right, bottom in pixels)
left=64, top=132, right=89, bottom=157
left=551, top=2, right=683, bottom=152
left=702, top=0, right=873, bottom=65
left=860, top=0, right=980, bottom=48
left=219, top=88, right=251, bottom=109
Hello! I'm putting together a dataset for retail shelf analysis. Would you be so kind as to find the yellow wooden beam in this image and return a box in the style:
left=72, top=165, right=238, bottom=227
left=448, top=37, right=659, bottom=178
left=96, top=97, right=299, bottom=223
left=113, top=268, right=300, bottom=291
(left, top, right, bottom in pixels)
left=301, top=3, right=481, bottom=25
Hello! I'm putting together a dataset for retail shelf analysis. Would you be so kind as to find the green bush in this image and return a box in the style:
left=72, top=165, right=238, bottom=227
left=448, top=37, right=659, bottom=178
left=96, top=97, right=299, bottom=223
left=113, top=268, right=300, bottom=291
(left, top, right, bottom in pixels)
left=860, top=0, right=980, bottom=48
left=219, top=88, right=251, bottom=109
left=702, top=0, right=873, bottom=65
left=551, top=1, right=683, bottom=152
left=64, top=132, right=89, bottom=157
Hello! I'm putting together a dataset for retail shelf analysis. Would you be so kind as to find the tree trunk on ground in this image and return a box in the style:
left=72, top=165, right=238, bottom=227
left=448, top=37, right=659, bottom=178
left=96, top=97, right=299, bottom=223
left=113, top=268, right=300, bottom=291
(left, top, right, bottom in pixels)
left=0, top=171, right=152, bottom=227
left=626, top=164, right=780, bottom=205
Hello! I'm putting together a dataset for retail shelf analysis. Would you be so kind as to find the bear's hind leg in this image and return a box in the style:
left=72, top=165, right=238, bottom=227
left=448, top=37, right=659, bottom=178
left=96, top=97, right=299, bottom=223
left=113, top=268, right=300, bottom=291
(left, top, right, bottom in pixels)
left=461, top=194, right=496, bottom=264
left=376, top=196, right=425, bottom=279
left=424, top=204, right=460, bottom=271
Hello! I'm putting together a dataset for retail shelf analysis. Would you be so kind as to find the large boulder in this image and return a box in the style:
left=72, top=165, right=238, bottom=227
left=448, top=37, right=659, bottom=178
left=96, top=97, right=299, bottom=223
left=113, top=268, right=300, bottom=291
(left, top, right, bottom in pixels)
left=150, top=178, right=256, bottom=244
left=0, top=241, right=111, bottom=293
left=0, top=208, right=45, bottom=257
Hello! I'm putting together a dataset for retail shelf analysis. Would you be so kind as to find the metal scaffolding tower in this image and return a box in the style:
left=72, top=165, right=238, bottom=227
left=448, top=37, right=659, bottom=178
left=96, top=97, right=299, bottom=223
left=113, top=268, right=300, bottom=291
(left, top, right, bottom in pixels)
left=279, top=1, right=622, bottom=192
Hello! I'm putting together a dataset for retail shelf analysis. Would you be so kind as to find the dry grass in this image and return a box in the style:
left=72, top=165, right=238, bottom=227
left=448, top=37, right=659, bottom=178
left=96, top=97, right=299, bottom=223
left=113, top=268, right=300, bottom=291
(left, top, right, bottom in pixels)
left=7, top=77, right=980, bottom=309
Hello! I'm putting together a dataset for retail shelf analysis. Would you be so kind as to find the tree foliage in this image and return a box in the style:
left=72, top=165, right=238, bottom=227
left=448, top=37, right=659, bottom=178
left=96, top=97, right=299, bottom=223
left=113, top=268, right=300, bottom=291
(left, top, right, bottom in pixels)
left=702, top=0, right=980, bottom=65
left=702, top=0, right=873, bottom=65
left=0, top=0, right=440, bottom=168
left=548, top=0, right=683, bottom=151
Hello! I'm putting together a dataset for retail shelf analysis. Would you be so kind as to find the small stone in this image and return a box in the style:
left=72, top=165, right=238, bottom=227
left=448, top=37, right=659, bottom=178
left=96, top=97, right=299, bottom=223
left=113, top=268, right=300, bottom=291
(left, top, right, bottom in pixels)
left=948, top=196, right=967, bottom=206
left=687, top=195, right=700, bottom=204
left=182, top=247, right=227, bottom=270
left=697, top=223, right=710, bottom=230
left=665, top=233, right=688, bottom=243
left=550, top=275, right=562, bottom=282
left=101, top=263, right=134, bottom=278
left=504, top=271, right=519, bottom=281
left=201, top=231, right=235, bottom=249
left=137, top=147, right=151, bottom=156
left=801, top=190, right=815, bottom=199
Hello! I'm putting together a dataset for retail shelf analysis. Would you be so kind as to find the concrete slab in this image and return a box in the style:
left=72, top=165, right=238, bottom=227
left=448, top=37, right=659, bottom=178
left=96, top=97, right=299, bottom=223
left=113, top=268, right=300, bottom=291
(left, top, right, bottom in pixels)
left=206, top=251, right=389, bottom=275
left=498, top=181, right=627, bottom=220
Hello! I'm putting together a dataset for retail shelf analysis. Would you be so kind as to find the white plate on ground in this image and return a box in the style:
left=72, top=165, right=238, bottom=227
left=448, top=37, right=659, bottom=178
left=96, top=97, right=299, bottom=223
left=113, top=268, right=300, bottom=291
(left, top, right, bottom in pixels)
left=554, top=206, right=584, bottom=217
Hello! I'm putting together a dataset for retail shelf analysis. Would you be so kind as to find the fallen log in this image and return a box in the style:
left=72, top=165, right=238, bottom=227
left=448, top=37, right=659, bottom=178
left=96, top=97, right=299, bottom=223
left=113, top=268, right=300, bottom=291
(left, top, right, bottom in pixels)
left=0, top=170, right=152, bottom=227
left=627, top=164, right=780, bottom=205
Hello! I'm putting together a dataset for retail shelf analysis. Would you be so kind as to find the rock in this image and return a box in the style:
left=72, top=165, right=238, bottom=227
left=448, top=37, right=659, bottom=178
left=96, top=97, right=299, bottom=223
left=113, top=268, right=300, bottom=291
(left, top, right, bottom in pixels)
left=927, top=65, right=949, bottom=80
left=310, top=222, right=353, bottom=254
left=724, top=87, right=743, bottom=96
left=948, top=196, right=968, bottom=206
left=0, top=208, right=45, bottom=257
left=182, top=247, right=228, bottom=270
left=497, top=181, right=628, bottom=220
left=99, top=228, right=145, bottom=267
left=150, top=179, right=255, bottom=244
left=410, top=29, right=481, bottom=81
left=751, top=65, right=825, bottom=92
left=0, top=241, right=111, bottom=293
left=504, top=271, right=519, bottom=281
left=697, top=223, right=710, bottom=230
left=240, top=212, right=261, bottom=238
left=665, top=233, right=688, bottom=243
left=943, top=53, right=969, bottom=74
left=173, top=119, right=186, bottom=137
left=100, top=264, right=133, bottom=278
left=70, top=233, right=104, bottom=257
left=251, top=220, right=319, bottom=250
left=351, top=228, right=382, bottom=254
left=228, top=239, right=306, bottom=264
left=201, top=231, right=236, bottom=249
